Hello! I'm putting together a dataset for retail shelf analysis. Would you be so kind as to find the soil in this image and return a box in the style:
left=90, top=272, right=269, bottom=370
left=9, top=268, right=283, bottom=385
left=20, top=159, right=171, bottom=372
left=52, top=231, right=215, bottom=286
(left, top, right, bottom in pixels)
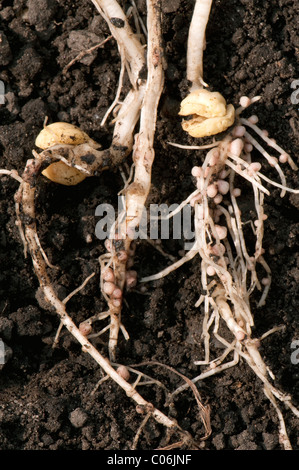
left=0, top=0, right=298, bottom=451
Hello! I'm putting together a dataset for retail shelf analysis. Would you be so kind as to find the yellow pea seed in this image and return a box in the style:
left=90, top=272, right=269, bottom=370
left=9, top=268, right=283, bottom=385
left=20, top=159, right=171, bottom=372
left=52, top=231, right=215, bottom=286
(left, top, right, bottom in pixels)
left=179, top=89, right=227, bottom=118
left=179, top=89, right=235, bottom=138
left=182, top=103, right=235, bottom=138
left=35, top=122, right=99, bottom=150
left=35, top=122, right=100, bottom=186
left=42, top=161, right=87, bottom=186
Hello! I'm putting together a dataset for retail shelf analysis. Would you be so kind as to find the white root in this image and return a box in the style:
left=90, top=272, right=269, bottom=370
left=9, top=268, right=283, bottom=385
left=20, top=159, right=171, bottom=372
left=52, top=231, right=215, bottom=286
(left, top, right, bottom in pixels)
left=13, top=173, right=195, bottom=443
left=0, top=169, right=23, bottom=184
left=240, top=117, right=298, bottom=171
left=100, top=45, right=126, bottom=127
left=140, top=244, right=198, bottom=283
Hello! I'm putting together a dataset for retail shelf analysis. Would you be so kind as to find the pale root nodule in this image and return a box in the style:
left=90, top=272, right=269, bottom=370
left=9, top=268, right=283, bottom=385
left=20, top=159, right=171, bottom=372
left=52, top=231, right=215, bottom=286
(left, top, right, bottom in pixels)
left=35, top=122, right=99, bottom=186
left=179, top=89, right=235, bottom=138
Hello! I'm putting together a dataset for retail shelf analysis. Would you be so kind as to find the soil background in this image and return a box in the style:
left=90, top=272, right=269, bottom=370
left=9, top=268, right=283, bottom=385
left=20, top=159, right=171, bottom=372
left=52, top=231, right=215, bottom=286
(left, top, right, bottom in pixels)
left=0, top=0, right=298, bottom=451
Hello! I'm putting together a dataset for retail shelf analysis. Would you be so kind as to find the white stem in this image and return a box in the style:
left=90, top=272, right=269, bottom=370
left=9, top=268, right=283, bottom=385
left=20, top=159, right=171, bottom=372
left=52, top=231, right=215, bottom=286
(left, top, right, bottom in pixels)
left=187, top=0, right=213, bottom=89
left=104, top=0, right=165, bottom=359
left=91, top=0, right=145, bottom=88
left=124, top=0, right=164, bottom=234
left=111, top=87, right=146, bottom=153
left=91, top=0, right=147, bottom=160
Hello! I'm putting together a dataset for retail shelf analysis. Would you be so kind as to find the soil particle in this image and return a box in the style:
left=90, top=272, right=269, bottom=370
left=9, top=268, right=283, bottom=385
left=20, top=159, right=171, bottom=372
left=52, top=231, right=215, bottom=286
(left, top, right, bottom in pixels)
left=66, top=30, right=104, bottom=66
left=0, top=31, right=12, bottom=66
left=69, top=407, right=88, bottom=428
left=26, top=0, right=57, bottom=37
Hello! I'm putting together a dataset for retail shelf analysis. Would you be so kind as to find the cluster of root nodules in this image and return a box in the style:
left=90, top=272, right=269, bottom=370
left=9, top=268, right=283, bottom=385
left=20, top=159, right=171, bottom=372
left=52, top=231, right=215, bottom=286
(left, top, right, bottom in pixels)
left=166, top=96, right=299, bottom=449
left=192, top=96, right=299, bottom=449
left=78, top=236, right=134, bottom=357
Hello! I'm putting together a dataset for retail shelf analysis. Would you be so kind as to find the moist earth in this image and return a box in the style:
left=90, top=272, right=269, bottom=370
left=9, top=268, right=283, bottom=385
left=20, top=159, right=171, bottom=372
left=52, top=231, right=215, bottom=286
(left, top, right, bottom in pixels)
left=0, top=0, right=298, bottom=450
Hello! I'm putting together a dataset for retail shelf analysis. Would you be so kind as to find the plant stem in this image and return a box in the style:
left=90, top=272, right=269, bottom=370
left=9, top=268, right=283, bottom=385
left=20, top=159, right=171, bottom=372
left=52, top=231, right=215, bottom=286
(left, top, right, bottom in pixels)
left=187, top=0, right=213, bottom=89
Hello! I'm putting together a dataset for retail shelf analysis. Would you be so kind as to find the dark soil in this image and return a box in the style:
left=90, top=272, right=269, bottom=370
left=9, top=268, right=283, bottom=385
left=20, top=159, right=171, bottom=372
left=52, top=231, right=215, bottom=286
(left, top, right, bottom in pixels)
left=0, top=0, right=298, bottom=451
